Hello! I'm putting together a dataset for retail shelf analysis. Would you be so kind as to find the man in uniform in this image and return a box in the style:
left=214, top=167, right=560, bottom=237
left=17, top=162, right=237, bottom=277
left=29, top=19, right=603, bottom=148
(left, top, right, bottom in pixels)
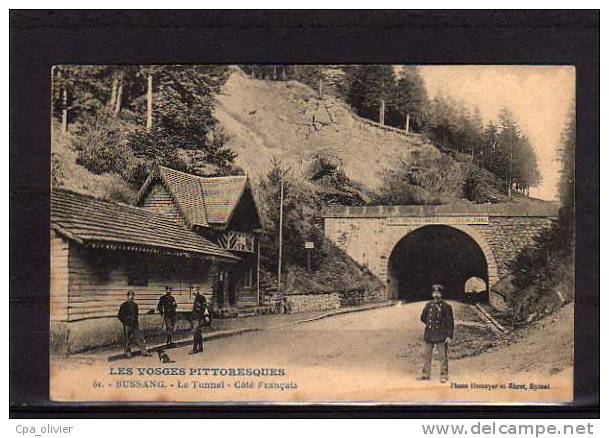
left=189, top=286, right=211, bottom=355
left=418, top=284, right=454, bottom=383
left=117, top=290, right=151, bottom=358
left=157, top=286, right=177, bottom=347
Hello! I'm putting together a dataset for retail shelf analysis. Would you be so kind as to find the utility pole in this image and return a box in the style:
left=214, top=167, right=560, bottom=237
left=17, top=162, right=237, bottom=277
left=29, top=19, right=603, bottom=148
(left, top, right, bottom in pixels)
left=256, top=237, right=261, bottom=305
left=379, top=99, right=385, bottom=125
left=277, top=174, right=284, bottom=292
left=307, top=249, right=311, bottom=272
left=508, top=134, right=513, bottom=197
left=405, top=113, right=410, bottom=133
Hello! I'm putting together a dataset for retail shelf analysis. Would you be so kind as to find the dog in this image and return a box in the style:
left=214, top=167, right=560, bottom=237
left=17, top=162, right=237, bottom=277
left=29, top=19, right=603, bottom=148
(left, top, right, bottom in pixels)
left=156, top=349, right=175, bottom=363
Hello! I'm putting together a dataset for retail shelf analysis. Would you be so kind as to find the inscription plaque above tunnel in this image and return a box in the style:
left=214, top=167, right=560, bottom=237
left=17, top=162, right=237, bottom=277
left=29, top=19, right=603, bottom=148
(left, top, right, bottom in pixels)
left=385, top=216, right=489, bottom=226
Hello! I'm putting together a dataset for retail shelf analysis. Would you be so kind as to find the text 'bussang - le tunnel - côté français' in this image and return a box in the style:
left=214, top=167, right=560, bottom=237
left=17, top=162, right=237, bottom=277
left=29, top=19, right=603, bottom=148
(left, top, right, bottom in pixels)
left=387, top=225, right=489, bottom=303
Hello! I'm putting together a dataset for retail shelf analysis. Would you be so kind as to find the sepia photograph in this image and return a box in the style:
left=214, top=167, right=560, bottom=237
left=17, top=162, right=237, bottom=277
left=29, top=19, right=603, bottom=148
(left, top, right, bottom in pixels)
left=46, top=63, right=576, bottom=404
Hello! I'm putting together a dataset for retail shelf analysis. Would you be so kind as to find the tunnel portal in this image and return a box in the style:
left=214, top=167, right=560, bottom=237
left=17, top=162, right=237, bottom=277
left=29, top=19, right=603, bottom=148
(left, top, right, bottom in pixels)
left=387, top=225, right=489, bottom=302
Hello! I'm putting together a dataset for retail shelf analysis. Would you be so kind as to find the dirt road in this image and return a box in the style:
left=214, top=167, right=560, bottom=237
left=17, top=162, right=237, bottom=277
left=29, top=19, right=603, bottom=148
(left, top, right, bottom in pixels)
left=50, top=301, right=573, bottom=403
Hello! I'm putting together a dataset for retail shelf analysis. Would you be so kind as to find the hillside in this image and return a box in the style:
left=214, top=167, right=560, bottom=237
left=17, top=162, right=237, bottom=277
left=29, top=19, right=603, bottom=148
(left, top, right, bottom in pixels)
left=51, top=125, right=139, bottom=203
left=457, top=303, right=573, bottom=383
left=52, top=67, right=545, bottom=207
left=215, top=69, right=437, bottom=189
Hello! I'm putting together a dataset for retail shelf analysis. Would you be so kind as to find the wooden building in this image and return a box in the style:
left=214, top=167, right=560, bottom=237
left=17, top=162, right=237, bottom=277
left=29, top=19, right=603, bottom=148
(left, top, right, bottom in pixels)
left=50, top=166, right=264, bottom=353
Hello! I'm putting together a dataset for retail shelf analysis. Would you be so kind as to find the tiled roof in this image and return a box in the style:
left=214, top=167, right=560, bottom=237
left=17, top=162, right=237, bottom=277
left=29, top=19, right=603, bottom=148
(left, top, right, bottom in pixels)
left=199, top=175, right=248, bottom=224
left=137, top=166, right=258, bottom=228
left=157, top=166, right=209, bottom=227
left=51, top=189, right=240, bottom=262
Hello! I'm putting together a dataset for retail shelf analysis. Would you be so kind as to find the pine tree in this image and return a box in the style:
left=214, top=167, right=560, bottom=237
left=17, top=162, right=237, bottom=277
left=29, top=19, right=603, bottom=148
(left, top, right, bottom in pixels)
left=557, top=102, right=575, bottom=241
left=507, top=102, right=575, bottom=317
left=345, top=65, right=397, bottom=124
left=126, top=65, right=234, bottom=176
left=392, top=67, right=428, bottom=132
left=52, top=65, right=115, bottom=131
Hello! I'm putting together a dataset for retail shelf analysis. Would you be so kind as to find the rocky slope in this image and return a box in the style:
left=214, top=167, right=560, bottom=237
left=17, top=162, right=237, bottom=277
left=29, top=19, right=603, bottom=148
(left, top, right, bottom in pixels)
left=215, top=68, right=437, bottom=189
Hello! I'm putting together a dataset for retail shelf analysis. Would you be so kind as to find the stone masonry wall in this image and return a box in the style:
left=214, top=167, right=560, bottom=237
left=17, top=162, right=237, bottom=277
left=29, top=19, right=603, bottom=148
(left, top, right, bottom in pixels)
left=324, top=216, right=556, bottom=292
left=285, top=287, right=387, bottom=313
left=339, top=287, right=387, bottom=307
left=477, top=217, right=555, bottom=279
left=285, top=292, right=341, bottom=313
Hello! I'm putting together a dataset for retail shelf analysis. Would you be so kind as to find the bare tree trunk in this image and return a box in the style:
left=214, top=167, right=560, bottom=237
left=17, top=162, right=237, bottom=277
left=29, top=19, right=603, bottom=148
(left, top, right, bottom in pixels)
left=109, top=77, right=118, bottom=109
left=405, top=112, right=410, bottom=133
left=61, top=88, right=68, bottom=134
left=146, top=72, right=153, bottom=132
left=508, top=138, right=513, bottom=196
left=379, top=99, right=385, bottom=125
left=113, top=74, right=124, bottom=118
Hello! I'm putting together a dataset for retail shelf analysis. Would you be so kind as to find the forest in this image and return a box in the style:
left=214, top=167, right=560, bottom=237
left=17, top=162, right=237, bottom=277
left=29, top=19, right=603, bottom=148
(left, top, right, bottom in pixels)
left=54, top=64, right=540, bottom=199
left=241, top=64, right=541, bottom=197
left=51, top=65, right=572, bottom=315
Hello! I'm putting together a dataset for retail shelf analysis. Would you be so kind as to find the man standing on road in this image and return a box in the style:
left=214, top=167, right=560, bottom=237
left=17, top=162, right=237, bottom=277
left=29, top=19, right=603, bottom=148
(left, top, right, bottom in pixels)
left=189, top=286, right=211, bottom=355
left=157, top=286, right=177, bottom=347
left=118, top=290, right=151, bottom=358
left=418, top=284, right=454, bottom=383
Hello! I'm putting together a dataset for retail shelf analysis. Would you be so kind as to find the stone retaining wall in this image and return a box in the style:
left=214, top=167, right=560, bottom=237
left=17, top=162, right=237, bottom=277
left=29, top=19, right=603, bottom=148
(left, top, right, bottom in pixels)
left=285, top=288, right=387, bottom=313
left=285, top=292, right=341, bottom=313
left=339, top=287, right=387, bottom=307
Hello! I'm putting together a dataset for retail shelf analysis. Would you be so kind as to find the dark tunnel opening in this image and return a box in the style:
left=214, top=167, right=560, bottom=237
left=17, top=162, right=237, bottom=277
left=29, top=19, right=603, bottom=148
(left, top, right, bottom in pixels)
left=387, top=225, right=489, bottom=302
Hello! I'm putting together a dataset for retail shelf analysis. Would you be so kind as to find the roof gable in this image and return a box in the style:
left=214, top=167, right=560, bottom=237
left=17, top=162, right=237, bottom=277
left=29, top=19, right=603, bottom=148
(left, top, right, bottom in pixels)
left=136, top=166, right=209, bottom=228
left=136, top=166, right=262, bottom=230
left=199, top=175, right=248, bottom=225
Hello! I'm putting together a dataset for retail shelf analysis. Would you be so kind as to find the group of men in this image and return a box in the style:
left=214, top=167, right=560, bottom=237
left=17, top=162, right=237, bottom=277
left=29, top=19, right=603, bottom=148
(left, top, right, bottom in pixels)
left=117, top=285, right=212, bottom=358
left=117, top=282, right=455, bottom=383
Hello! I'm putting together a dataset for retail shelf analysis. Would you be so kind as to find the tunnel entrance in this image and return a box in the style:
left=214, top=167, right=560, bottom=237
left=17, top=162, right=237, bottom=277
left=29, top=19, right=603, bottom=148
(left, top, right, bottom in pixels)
left=387, top=225, right=489, bottom=302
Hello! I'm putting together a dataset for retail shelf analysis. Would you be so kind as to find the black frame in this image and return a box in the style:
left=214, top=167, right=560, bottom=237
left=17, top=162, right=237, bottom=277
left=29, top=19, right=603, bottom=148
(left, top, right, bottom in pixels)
left=9, top=9, right=599, bottom=417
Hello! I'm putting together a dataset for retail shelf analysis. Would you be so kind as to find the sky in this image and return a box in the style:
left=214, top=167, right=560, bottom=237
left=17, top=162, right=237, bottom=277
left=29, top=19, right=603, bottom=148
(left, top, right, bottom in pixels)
left=416, top=65, right=575, bottom=201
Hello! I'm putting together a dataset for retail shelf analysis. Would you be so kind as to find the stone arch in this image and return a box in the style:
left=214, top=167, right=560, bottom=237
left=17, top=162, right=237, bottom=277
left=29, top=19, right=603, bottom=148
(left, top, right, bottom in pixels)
left=385, top=223, right=499, bottom=300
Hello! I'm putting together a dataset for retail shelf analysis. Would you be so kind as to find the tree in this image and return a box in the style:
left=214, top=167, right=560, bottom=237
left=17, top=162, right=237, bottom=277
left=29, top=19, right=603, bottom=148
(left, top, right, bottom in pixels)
left=52, top=65, right=116, bottom=132
left=507, top=106, right=575, bottom=319
left=468, top=107, right=485, bottom=161
left=290, top=65, right=326, bottom=96
left=257, top=158, right=323, bottom=273
left=344, top=65, right=397, bottom=125
left=512, top=134, right=541, bottom=194
left=480, top=121, right=498, bottom=169
left=422, top=94, right=461, bottom=150
left=494, top=108, right=541, bottom=195
left=126, top=65, right=234, bottom=177
left=557, top=103, right=575, bottom=236
left=392, top=67, right=428, bottom=132
left=495, top=108, right=519, bottom=193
